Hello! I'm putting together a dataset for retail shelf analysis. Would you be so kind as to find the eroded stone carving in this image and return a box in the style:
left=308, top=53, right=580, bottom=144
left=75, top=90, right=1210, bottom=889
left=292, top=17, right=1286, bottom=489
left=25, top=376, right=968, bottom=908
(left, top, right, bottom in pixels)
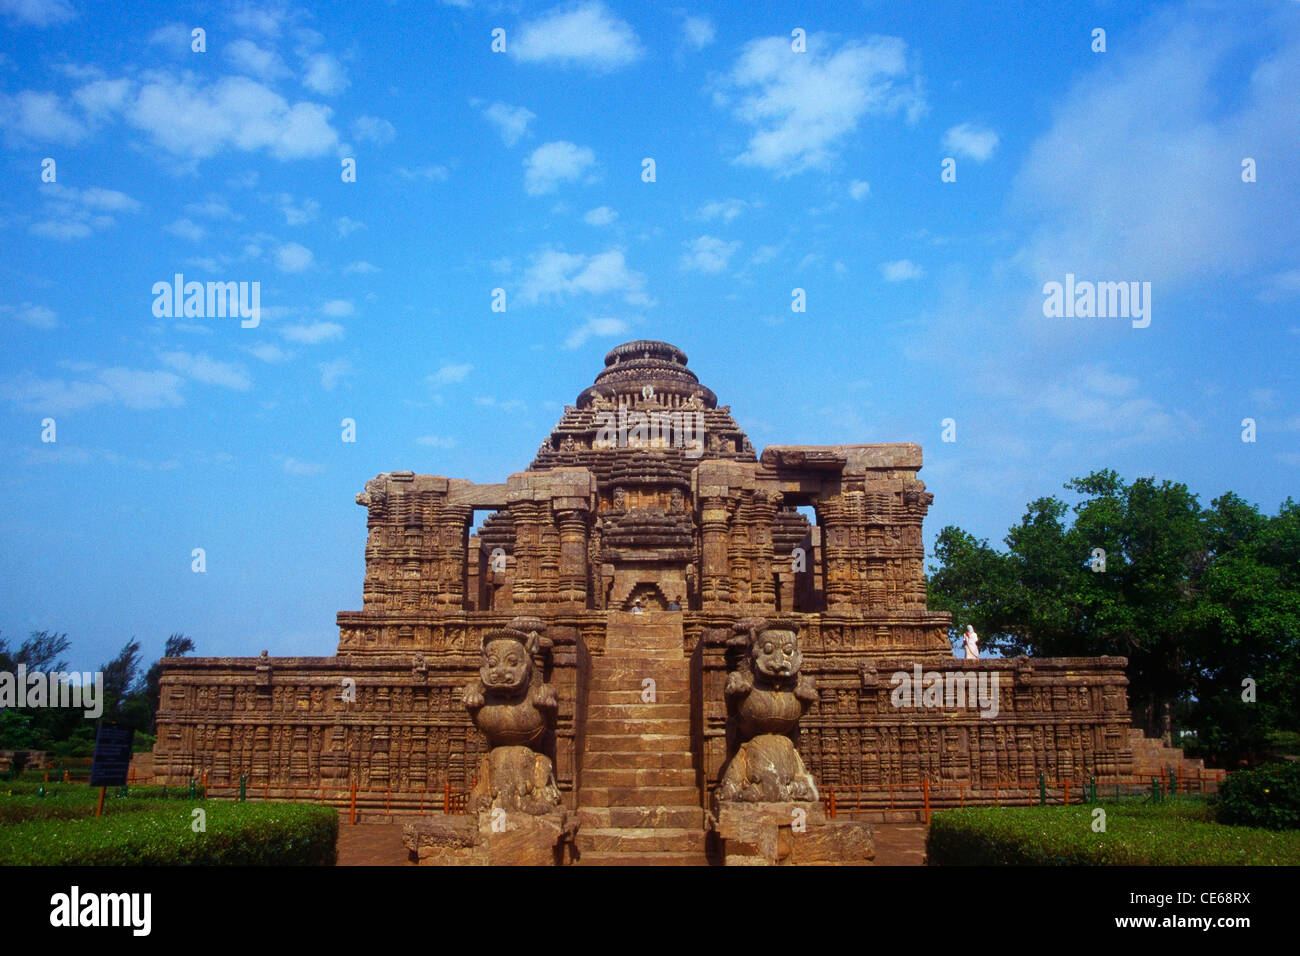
left=463, top=624, right=561, bottom=814
left=718, top=618, right=819, bottom=802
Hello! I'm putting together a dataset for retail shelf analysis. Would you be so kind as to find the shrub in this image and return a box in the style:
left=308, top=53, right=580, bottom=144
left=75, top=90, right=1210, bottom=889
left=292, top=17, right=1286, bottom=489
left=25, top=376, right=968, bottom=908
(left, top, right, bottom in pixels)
left=1216, top=762, right=1300, bottom=830
left=927, top=800, right=1300, bottom=866
left=0, top=802, right=338, bottom=866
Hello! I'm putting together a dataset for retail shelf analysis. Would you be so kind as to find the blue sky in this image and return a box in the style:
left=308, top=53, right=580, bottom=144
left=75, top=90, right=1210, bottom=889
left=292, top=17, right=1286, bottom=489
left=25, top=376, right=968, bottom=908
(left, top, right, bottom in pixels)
left=1, top=0, right=1297, bottom=669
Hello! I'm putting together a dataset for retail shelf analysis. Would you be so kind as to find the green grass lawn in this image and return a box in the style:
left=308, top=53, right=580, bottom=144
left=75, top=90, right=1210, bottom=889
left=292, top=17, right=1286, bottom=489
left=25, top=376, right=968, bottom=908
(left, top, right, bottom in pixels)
left=0, top=784, right=337, bottom=865
left=927, top=798, right=1300, bottom=866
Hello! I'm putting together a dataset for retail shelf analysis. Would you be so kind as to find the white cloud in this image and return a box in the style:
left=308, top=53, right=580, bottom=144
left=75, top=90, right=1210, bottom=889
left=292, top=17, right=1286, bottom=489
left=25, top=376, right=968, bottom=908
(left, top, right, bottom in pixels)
left=321, top=299, right=354, bottom=317
left=880, top=259, right=924, bottom=281
left=352, top=114, right=396, bottom=145
left=274, top=242, right=314, bottom=272
left=282, top=456, right=325, bottom=475
left=697, top=198, right=754, bottom=223
left=275, top=193, right=320, bottom=225
left=850, top=179, right=870, bottom=200
left=1010, top=16, right=1300, bottom=285
left=511, top=2, right=643, bottom=71
left=943, top=123, right=998, bottom=162
left=319, top=358, right=353, bottom=390
left=336, top=216, right=364, bottom=237
left=121, top=73, right=339, bottom=161
left=302, top=53, right=347, bottom=95
left=682, top=16, right=715, bottom=50
left=280, top=321, right=342, bottom=344
left=29, top=183, right=141, bottom=240
left=520, top=248, right=651, bottom=306
left=398, top=164, right=450, bottom=182
left=0, top=90, right=87, bottom=143
left=681, top=236, right=741, bottom=273
left=718, top=33, right=925, bottom=175
left=146, top=22, right=191, bottom=51
left=164, top=218, right=206, bottom=242
left=344, top=260, right=378, bottom=274
left=72, top=78, right=131, bottom=118
left=30, top=220, right=91, bottom=239
left=1260, top=268, right=1300, bottom=303
left=416, top=434, right=457, bottom=448
left=247, top=343, right=293, bottom=363
left=524, top=140, right=595, bottom=195
left=1023, top=364, right=1190, bottom=446
left=183, top=197, right=241, bottom=220
left=0, top=366, right=184, bottom=413
left=583, top=205, right=618, bottom=226
left=429, top=363, right=472, bottom=386
left=160, top=350, right=252, bottom=390
left=564, top=316, right=631, bottom=349
left=1, top=302, right=57, bottom=329
left=482, top=101, right=535, bottom=147
left=226, top=39, right=290, bottom=80
left=0, top=0, right=75, bottom=27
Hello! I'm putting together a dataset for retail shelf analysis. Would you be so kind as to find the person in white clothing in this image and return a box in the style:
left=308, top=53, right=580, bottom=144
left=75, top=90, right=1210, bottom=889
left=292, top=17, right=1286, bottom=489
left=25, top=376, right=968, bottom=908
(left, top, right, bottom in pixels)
left=962, top=624, right=979, bottom=659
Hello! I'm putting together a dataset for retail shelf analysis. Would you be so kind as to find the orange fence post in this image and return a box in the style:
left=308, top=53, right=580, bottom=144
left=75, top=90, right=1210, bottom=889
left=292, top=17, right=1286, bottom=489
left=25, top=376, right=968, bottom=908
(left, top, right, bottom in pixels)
left=386, top=787, right=391, bottom=814
left=994, top=782, right=999, bottom=807
left=828, top=787, right=836, bottom=819
left=349, top=779, right=357, bottom=826
left=1064, top=780, right=1070, bottom=806
left=889, top=784, right=894, bottom=811
left=922, top=777, right=931, bottom=825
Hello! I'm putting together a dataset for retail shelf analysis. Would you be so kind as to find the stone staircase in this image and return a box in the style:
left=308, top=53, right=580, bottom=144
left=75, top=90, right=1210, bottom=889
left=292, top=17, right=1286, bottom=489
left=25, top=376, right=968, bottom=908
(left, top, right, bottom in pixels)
left=1128, top=729, right=1225, bottom=782
left=575, top=611, right=708, bottom=865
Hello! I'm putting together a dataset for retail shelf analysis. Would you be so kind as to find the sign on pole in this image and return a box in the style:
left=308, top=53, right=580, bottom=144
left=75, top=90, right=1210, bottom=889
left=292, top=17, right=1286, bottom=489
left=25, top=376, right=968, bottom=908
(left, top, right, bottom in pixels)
left=89, top=724, right=134, bottom=788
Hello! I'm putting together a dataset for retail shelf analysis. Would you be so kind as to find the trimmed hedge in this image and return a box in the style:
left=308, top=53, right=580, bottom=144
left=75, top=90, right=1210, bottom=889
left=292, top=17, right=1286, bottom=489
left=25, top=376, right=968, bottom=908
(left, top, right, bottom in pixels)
left=1216, top=762, right=1300, bottom=830
left=927, top=800, right=1300, bottom=865
left=0, top=802, right=338, bottom=866
left=0, top=795, right=174, bottom=825
left=2, top=782, right=186, bottom=800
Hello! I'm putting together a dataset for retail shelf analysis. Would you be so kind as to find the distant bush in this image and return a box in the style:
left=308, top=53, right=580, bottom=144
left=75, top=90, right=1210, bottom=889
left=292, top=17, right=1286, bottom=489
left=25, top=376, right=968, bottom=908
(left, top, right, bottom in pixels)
left=927, top=800, right=1300, bottom=866
left=1216, top=762, right=1300, bottom=830
left=0, top=802, right=338, bottom=866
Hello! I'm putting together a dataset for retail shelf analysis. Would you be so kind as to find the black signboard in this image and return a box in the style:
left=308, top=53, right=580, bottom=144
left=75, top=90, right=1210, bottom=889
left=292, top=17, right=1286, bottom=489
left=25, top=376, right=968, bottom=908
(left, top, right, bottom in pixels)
left=89, top=724, right=134, bottom=787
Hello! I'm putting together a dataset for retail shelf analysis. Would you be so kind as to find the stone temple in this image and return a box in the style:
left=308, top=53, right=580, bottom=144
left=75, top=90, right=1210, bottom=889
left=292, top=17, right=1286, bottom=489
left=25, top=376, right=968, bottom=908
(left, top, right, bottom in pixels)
left=154, top=340, right=1198, bottom=864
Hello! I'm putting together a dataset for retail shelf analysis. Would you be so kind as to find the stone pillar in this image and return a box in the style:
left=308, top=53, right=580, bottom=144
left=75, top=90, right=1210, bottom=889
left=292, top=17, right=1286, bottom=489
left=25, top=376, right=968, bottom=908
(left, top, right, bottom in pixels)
left=699, top=495, right=731, bottom=606
left=434, top=504, right=472, bottom=608
left=747, top=490, right=780, bottom=610
left=555, top=508, right=589, bottom=605
left=816, top=496, right=858, bottom=610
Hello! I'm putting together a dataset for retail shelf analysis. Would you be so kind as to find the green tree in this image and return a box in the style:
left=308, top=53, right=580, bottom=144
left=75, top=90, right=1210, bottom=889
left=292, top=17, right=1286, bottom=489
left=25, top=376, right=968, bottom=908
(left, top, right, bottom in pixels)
left=928, top=471, right=1300, bottom=762
left=99, top=639, right=142, bottom=721
left=142, top=634, right=194, bottom=732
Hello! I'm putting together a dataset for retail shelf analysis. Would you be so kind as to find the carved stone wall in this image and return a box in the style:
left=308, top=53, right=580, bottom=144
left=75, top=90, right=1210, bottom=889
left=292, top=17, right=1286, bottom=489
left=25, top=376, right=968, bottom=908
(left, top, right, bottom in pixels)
left=154, top=340, right=1145, bottom=815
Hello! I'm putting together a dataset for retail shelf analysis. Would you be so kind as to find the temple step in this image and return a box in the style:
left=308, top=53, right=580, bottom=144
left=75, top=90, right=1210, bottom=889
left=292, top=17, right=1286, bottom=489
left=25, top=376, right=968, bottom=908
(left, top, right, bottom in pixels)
left=575, top=827, right=705, bottom=854
left=584, top=750, right=695, bottom=770
left=574, top=850, right=707, bottom=867
left=576, top=612, right=704, bottom=863
left=577, top=805, right=705, bottom=829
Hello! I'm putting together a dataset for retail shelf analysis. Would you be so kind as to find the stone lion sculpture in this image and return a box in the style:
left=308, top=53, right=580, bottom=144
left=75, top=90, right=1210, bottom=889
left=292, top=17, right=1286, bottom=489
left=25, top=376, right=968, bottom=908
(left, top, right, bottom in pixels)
left=463, top=624, right=561, bottom=814
left=718, top=618, right=820, bottom=803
